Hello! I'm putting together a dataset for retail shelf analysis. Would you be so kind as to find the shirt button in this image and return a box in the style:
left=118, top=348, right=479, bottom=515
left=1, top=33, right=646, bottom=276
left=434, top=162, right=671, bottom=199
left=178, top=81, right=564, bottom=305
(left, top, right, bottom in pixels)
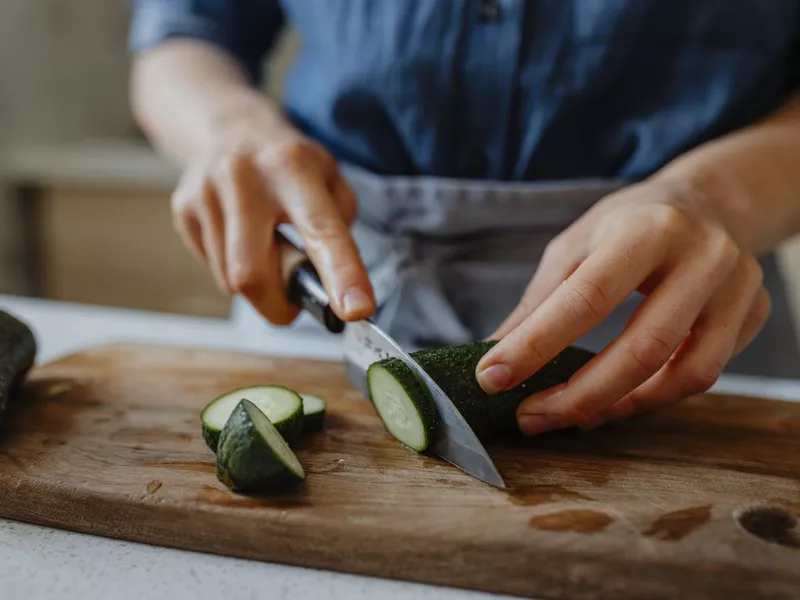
left=477, top=0, right=503, bottom=23
left=466, top=150, right=489, bottom=178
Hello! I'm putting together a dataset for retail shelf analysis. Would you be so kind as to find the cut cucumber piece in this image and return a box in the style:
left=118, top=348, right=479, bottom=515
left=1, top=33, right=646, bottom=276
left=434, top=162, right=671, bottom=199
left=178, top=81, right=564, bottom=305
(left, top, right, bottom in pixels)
left=0, top=310, right=37, bottom=430
left=216, top=399, right=306, bottom=492
left=367, top=359, right=438, bottom=452
left=367, top=341, right=595, bottom=449
left=201, top=385, right=303, bottom=452
left=300, top=394, right=327, bottom=435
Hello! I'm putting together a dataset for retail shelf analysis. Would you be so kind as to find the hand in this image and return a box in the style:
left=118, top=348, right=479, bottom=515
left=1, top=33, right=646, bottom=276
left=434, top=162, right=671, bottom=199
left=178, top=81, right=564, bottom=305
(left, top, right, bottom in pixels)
left=171, top=126, right=375, bottom=325
left=476, top=178, right=771, bottom=435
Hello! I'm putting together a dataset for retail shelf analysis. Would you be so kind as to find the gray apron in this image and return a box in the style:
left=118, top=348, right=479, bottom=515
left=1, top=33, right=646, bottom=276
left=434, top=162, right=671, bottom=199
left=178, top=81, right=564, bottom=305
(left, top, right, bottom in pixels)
left=231, top=163, right=800, bottom=379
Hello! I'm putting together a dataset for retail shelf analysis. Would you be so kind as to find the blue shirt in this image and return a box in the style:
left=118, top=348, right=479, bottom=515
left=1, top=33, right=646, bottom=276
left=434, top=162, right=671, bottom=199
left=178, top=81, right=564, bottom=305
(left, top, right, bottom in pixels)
left=130, top=0, right=800, bottom=181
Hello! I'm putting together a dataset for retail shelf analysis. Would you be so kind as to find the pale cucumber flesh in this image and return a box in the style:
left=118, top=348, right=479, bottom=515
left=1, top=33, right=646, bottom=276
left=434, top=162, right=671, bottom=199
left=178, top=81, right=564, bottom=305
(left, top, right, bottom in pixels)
left=368, top=365, right=429, bottom=452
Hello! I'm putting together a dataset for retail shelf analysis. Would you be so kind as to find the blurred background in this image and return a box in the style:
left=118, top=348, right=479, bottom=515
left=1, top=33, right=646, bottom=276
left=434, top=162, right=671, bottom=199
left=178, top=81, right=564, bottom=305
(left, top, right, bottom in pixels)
left=3, top=0, right=800, bottom=326
left=0, top=0, right=299, bottom=319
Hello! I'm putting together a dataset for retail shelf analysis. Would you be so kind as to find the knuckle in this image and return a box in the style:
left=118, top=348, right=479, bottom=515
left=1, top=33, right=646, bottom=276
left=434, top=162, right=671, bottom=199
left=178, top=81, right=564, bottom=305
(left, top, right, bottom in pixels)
left=648, top=203, right=690, bottom=236
left=197, top=176, right=218, bottom=211
left=705, top=230, right=740, bottom=271
left=266, top=139, right=313, bottom=172
left=741, top=256, right=764, bottom=288
left=171, top=190, right=193, bottom=219
left=626, top=328, right=679, bottom=378
left=542, top=236, right=570, bottom=263
left=518, top=333, right=549, bottom=366
left=562, top=400, right=593, bottom=426
left=616, top=393, right=646, bottom=418
left=302, top=211, right=346, bottom=240
left=681, top=361, right=723, bottom=394
left=338, top=186, right=358, bottom=222
left=227, top=265, right=264, bottom=297
left=214, top=152, right=249, bottom=180
left=563, top=277, right=609, bottom=321
left=751, top=289, right=772, bottom=325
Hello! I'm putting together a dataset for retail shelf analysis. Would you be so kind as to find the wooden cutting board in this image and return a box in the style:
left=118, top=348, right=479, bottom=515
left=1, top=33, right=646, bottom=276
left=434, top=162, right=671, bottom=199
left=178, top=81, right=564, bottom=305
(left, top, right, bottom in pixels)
left=0, top=343, right=799, bottom=600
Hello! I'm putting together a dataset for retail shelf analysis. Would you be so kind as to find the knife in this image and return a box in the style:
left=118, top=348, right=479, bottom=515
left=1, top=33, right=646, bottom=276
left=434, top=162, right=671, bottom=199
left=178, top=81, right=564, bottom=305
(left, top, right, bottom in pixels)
left=277, top=227, right=505, bottom=488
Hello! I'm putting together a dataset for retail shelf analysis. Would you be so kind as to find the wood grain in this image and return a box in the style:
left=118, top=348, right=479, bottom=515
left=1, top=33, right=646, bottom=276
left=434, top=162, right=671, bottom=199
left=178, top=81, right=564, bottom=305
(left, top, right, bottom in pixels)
left=0, top=343, right=799, bottom=600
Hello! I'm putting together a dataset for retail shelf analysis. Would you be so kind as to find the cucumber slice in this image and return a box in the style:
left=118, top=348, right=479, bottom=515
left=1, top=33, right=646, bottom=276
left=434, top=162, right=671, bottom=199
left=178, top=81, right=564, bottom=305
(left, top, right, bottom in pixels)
left=216, top=399, right=305, bottom=492
left=201, top=385, right=303, bottom=452
left=367, top=341, right=596, bottom=450
left=367, top=359, right=438, bottom=452
left=300, top=393, right=327, bottom=435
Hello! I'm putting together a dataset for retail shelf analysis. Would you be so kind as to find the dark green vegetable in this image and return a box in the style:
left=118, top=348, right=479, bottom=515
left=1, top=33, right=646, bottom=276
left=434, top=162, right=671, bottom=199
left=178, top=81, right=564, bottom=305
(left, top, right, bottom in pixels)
left=215, top=399, right=306, bottom=493
left=368, top=341, right=595, bottom=446
left=0, top=310, right=37, bottom=428
left=201, top=385, right=303, bottom=452
left=299, top=394, right=327, bottom=435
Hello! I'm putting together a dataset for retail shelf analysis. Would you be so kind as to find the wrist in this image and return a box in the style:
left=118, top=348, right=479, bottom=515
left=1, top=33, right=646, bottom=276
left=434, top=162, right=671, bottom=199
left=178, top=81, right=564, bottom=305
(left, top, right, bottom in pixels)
left=205, top=90, right=297, bottom=156
left=650, top=163, right=757, bottom=251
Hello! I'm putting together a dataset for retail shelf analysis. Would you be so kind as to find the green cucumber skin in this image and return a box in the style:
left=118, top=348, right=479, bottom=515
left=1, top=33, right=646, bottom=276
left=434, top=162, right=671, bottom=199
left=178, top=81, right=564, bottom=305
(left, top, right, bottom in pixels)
left=215, top=401, right=305, bottom=493
left=202, top=406, right=302, bottom=453
left=202, top=425, right=220, bottom=453
left=0, top=311, right=37, bottom=429
left=300, top=411, right=325, bottom=435
left=376, top=341, right=595, bottom=441
left=201, top=387, right=304, bottom=453
left=367, top=359, right=439, bottom=451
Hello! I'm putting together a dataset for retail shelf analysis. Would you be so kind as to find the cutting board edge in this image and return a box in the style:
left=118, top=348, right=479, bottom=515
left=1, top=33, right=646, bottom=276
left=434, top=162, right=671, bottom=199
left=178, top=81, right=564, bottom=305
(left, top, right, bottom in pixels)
left=2, top=476, right=799, bottom=600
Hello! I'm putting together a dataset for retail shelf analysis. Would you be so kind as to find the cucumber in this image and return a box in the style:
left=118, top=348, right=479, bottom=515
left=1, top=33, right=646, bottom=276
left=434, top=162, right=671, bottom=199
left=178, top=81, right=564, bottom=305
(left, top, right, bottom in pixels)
left=300, top=394, right=327, bottom=435
left=0, top=310, right=37, bottom=430
left=367, top=341, right=595, bottom=449
left=201, top=385, right=303, bottom=452
left=216, top=399, right=305, bottom=492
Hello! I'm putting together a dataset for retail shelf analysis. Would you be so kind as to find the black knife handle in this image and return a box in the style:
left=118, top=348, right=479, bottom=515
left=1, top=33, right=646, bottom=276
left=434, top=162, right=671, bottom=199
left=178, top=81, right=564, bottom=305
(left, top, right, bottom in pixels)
left=277, top=231, right=345, bottom=334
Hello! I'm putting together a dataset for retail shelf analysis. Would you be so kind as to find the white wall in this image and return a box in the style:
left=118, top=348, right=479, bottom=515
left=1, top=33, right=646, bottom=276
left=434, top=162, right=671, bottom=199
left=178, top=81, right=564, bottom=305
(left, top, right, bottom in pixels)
left=0, top=0, right=135, bottom=146
left=0, top=0, right=299, bottom=148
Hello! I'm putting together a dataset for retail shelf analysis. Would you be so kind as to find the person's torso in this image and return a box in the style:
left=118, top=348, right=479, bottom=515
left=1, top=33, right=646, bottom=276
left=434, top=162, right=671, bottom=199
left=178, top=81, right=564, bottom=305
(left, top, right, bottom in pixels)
left=278, top=0, right=800, bottom=181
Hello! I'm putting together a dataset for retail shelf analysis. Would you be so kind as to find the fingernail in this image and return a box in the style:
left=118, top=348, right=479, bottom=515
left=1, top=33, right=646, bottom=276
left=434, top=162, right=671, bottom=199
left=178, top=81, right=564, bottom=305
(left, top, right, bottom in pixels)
left=341, top=288, right=372, bottom=316
left=477, top=364, right=512, bottom=394
left=580, top=415, right=606, bottom=432
left=518, top=414, right=556, bottom=436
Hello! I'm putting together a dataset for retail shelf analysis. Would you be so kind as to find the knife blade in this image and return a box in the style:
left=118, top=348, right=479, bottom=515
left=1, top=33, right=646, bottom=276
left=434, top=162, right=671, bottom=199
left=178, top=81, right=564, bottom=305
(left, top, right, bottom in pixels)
left=276, top=227, right=505, bottom=488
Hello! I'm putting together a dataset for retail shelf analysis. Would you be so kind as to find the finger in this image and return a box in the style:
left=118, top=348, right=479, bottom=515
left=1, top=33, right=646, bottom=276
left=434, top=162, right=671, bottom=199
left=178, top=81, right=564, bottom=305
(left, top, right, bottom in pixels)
left=477, top=227, right=671, bottom=394
left=491, top=239, right=583, bottom=340
left=196, top=179, right=230, bottom=294
left=515, top=253, right=732, bottom=435
left=732, top=287, right=771, bottom=357
left=173, top=205, right=207, bottom=263
left=269, top=163, right=374, bottom=321
left=329, top=175, right=358, bottom=225
left=215, top=155, right=299, bottom=325
left=600, top=259, right=765, bottom=424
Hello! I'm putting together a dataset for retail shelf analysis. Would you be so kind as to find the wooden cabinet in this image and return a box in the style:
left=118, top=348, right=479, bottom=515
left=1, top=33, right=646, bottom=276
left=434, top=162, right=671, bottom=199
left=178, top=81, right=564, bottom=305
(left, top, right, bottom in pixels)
left=37, top=185, right=230, bottom=317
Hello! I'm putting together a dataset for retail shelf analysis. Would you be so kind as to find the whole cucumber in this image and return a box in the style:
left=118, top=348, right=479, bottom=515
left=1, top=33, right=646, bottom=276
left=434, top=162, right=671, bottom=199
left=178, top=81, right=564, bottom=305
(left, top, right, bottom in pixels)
left=0, top=310, right=37, bottom=428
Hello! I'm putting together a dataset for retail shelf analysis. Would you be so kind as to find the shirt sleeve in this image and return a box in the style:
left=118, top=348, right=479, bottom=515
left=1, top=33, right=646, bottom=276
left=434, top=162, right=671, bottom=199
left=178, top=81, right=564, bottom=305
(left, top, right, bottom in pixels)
left=128, top=0, right=286, bottom=85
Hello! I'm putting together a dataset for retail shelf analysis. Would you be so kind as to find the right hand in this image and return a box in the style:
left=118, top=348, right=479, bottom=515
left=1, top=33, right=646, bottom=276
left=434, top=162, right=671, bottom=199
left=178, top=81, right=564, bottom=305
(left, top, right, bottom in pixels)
left=172, top=128, right=375, bottom=325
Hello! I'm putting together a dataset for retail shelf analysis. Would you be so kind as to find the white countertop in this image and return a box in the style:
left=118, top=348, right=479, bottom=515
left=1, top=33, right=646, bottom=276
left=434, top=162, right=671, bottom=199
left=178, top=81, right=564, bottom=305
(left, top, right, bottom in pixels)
left=1, top=295, right=799, bottom=600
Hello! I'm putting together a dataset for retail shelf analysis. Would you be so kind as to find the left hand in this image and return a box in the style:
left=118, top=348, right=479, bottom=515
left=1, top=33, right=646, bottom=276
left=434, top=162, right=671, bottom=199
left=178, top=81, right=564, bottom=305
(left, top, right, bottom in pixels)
left=476, top=177, right=771, bottom=436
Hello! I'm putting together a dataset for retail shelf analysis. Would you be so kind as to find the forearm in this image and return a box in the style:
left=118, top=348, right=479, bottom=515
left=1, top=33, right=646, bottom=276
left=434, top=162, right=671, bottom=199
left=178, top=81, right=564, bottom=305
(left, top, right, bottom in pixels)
left=653, top=93, right=800, bottom=255
left=130, top=39, right=290, bottom=165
